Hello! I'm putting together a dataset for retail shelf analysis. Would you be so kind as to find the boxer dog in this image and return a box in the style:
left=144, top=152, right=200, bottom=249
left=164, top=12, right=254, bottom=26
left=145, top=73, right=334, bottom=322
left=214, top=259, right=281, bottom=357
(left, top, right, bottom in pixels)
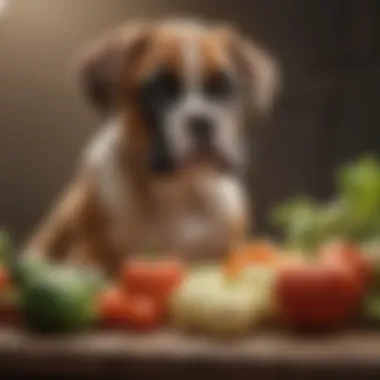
left=26, top=19, right=280, bottom=275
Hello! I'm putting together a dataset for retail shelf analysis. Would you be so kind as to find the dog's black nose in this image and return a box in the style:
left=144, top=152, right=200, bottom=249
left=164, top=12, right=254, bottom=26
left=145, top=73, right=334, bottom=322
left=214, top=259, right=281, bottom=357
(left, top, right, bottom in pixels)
left=187, top=116, right=214, bottom=142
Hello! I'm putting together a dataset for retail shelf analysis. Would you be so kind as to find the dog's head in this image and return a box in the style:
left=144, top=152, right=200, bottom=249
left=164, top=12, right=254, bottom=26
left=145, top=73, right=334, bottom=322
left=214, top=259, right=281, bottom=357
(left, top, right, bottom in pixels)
left=78, top=19, right=280, bottom=176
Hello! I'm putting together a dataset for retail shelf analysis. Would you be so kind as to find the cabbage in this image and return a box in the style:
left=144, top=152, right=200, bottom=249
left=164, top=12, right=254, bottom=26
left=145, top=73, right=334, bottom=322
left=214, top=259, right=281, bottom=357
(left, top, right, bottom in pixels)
left=170, top=266, right=272, bottom=337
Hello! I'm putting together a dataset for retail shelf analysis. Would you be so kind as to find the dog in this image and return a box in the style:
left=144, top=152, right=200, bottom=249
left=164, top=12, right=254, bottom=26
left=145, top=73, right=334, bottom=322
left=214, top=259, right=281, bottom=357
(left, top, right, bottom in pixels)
left=25, top=19, right=280, bottom=276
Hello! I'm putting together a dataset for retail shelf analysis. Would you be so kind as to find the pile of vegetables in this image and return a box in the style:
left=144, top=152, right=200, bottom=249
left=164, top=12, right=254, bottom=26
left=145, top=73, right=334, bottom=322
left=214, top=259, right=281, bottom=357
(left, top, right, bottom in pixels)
left=0, top=155, right=379, bottom=338
left=0, top=233, right=277, bottom=337
left=271, top=155, right=380, bottom=328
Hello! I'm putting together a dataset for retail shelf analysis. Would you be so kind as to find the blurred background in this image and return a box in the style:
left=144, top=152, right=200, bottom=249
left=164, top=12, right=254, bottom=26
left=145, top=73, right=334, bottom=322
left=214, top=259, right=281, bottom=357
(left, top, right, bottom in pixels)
left=0, top=0, right=379, bottom=241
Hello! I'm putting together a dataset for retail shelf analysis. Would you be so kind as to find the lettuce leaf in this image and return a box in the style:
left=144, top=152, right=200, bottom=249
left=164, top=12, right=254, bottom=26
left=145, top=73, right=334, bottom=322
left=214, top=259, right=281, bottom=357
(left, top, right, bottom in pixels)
left=272, top=155, right=380, bottom=251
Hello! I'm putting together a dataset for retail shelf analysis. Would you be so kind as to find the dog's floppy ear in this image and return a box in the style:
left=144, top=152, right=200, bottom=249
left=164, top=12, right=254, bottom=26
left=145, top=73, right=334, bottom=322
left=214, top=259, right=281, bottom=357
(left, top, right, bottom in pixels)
left=223, top=27, right=281, bottom=116
left=77, top=23, right=151, bottom=114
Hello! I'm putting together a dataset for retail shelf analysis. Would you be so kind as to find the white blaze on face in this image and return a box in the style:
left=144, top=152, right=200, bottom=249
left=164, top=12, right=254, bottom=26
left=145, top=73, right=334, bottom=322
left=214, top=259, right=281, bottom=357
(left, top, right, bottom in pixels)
left=165, top=33, right=244, bottom=168
left=165, top=36, right=201, bottom=160
left=183, top=35, right=202, bottom=93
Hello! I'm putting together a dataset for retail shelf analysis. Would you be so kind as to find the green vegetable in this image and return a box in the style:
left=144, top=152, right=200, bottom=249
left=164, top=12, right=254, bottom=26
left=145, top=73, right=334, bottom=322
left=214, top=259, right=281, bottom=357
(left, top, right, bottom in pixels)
left=337, top=156, right=380, bottom=240
left=12, top=255, right=51, bottom=288
left=272, top=155, right=380, bottom=251
left=0, top=230, right=49, bottom=287
left=362, top=293, right=380, bottom=325
left=0, top=232, right=106, bottom=333
left=12, top=254, right=105, bottom=334
left=21, top=266, right=100, bottom=334
left=362, top=239, right=380, bottom=287
left=170, top=266, right=272, bottom=337
left=51, top=264, right=107, bottom=293
left=358, top=239, right=380, bottom=325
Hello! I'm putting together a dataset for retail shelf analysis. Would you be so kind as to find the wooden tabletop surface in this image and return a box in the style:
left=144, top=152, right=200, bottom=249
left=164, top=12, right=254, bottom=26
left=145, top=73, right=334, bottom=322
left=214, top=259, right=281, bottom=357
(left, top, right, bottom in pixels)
left=1, top=328, right=380, bottom=379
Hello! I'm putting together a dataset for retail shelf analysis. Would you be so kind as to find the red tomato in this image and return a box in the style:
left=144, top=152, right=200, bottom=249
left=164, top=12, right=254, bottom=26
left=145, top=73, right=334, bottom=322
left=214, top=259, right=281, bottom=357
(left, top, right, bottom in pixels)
left=319, top=240, right=373, bottom=296
left=126, top=295, right=161, bottom=330
left=98, top=287, right=130, bottom=328
left=275, top=258, right=362, bottom=330
left=121, top=259, right=185, bottom=311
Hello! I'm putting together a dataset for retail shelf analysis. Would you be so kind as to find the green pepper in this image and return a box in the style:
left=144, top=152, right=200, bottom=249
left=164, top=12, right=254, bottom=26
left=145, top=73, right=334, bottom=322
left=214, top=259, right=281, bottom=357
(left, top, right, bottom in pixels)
left=12, top=253, right=105, bottom=334
left=21, top=266, right=100, bottom=334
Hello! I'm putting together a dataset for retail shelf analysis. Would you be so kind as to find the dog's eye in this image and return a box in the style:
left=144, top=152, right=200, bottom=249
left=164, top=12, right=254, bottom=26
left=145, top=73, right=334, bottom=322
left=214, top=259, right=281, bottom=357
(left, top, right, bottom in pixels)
left=142, top=69, right=181, bottom=105
left=204, top=71, right=235, bottom=100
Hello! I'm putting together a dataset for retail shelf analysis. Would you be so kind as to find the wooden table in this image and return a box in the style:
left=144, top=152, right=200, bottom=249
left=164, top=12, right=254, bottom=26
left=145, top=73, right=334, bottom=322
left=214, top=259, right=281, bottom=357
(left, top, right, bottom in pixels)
left=1, top=328, right=380, bottom=379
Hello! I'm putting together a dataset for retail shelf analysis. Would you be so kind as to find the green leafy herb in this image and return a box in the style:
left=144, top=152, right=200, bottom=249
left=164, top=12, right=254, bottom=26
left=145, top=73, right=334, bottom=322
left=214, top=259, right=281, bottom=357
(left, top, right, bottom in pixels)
left=272, top=155, right=380, bottom=251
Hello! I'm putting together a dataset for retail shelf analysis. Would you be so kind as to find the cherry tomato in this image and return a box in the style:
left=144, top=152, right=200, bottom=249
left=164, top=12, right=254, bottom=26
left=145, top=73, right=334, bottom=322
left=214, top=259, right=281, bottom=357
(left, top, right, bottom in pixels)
left=98, top=287, right=129, bottom=328
left=126, top=295, right=160, bottom=330
left=121, top=259, right=185, bottom=311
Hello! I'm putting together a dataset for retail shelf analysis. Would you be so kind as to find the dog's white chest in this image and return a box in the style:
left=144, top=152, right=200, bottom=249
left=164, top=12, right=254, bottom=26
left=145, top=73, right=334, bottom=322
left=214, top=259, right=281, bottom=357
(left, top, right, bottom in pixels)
left=131, top=212, right=213, bottom=258
left=132, top=175, right=246, bottom=258
left=85, top=123, right=246, bottom=259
